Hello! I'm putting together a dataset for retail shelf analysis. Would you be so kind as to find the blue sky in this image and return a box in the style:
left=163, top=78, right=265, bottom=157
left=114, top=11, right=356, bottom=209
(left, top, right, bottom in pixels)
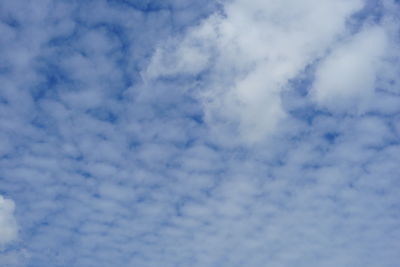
left=0, top=0, right=400, bottom=266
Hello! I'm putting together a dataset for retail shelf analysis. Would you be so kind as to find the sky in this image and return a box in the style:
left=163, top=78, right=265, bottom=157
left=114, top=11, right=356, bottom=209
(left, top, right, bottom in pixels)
left=0, top=0, right=400, bottom=266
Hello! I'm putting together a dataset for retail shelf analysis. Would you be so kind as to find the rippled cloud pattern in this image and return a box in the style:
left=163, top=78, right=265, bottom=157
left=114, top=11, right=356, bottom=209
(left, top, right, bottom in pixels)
left=1, top=0, right=400, bottom=266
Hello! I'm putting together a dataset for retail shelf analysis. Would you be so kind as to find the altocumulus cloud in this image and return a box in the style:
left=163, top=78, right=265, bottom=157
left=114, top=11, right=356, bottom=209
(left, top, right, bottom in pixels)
left=0, top=0, right=400, bottom=267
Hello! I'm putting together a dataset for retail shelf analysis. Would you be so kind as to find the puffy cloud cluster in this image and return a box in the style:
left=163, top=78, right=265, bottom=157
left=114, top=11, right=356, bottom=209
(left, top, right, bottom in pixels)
left=147, top=0, right=400, bottom=143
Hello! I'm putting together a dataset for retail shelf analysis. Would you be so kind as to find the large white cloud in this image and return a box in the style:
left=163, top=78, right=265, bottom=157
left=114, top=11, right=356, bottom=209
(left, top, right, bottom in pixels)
left=146, top=0, right=365, bottom=143
left=311, top=25, right=388, bottom=112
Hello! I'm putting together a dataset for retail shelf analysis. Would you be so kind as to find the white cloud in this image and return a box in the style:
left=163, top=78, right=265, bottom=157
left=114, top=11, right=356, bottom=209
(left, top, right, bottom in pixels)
left=0, top=195, right=18, bottom=249
left=146, top=0, right=365, bottom=143
left=311, top=26, right=388, bottom=112
left=1, top=0, right=400, bottom=267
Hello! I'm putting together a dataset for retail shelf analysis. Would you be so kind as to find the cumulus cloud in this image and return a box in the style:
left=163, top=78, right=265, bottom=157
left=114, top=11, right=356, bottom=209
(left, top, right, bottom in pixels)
left=311, top=25, right=388, bottom=112
left=147, top=0, right=400, bottom=145
left=146, top=0, right=367, bottom=143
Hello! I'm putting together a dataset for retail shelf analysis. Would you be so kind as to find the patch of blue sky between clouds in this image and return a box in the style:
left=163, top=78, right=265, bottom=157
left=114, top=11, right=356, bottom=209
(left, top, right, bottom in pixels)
left=0, top=0, right=400, bottom=267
